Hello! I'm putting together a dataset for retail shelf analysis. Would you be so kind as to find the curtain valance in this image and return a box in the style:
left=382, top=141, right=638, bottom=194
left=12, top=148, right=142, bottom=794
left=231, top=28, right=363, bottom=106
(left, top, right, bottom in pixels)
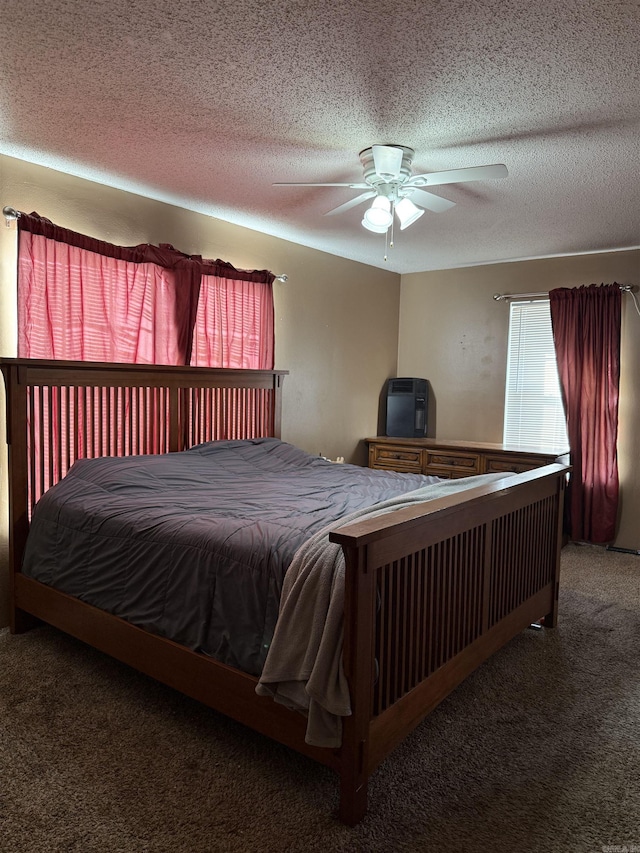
left=17, top=211, right=275, bottom=283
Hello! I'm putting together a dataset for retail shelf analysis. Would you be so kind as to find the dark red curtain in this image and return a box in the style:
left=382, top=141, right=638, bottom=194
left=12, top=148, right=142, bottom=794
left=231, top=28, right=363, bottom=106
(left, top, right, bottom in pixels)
left=549, top=284, right=622, bottom=543
left=17, top=212, right=275, bottom=367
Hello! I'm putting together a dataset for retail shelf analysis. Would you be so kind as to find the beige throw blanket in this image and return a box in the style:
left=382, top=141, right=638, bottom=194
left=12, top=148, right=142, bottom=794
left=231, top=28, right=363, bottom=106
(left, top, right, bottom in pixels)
left=256, top=473, right=509, bottom=747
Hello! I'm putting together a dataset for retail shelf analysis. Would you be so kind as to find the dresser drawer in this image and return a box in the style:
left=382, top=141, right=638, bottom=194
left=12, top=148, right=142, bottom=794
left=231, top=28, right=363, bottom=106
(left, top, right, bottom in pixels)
left=370, top=444, right=423, bottom=473
left=485, top=455, right=545, bottom=474
left=424, top=450, right=481, bottom=476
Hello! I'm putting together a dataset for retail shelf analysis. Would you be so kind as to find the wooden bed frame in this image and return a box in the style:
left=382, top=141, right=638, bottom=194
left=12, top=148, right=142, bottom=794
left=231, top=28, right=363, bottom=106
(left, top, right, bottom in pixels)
left=1, top=358, right=568, bottom=825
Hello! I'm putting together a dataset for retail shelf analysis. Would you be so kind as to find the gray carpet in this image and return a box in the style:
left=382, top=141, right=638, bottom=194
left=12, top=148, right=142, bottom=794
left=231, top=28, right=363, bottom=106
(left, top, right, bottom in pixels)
left=1, top=543, right=639, bottom=853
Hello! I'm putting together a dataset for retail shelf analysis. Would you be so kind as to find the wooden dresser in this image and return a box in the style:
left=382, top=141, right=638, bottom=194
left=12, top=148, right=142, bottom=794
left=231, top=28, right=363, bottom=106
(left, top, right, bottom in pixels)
left=366, top=436, right=568, bottom=479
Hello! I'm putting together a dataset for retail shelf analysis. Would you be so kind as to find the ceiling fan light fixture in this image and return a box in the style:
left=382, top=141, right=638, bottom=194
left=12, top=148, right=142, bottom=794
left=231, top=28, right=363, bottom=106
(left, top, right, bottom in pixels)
left=361, top=217, right=389, bottom=233
left=363, top=196, right=393, bottom=229
left=395, top=197, right=424, bottom=230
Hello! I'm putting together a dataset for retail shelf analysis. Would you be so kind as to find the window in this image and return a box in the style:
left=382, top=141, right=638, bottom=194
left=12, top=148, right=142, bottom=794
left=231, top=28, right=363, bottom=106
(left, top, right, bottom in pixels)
left=503, top=299, right=568, bottom=450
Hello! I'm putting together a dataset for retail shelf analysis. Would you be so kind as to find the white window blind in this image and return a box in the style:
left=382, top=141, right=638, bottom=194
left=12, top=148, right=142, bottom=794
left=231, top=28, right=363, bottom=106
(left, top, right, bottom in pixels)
left=503, top=300, right=568, bottom=450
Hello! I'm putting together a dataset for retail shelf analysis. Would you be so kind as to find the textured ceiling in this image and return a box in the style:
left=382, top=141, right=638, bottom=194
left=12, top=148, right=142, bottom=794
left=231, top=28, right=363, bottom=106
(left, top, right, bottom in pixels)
left=1, top=0, right=639, bottom=274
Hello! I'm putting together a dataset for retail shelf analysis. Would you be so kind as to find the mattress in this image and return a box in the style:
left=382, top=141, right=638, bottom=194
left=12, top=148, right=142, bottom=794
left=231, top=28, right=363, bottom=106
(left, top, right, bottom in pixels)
left=22, top=438, right=440, bottom=676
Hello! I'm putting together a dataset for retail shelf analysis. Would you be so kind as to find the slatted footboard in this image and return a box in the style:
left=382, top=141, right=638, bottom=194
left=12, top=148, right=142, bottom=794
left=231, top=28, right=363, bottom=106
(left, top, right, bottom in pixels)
left=331, top=463, right=566, bottom=824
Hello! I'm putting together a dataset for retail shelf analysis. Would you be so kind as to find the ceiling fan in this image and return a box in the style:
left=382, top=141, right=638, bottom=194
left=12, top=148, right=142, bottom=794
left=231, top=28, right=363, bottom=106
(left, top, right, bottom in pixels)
left=274, top=144, right=508, bottom=234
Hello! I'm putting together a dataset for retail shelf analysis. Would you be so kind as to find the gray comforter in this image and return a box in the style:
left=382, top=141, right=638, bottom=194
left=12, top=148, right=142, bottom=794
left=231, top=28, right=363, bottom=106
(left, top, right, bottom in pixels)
left=22, top=438, right=440, bottom=676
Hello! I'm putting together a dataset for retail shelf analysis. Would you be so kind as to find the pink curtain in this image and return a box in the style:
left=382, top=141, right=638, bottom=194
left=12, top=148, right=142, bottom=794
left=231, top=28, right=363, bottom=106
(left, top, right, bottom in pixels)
left=191, top=267, right=274, bottom=369
left=16, top=212, right=275, bottom=367
left=549, top=284, right=622, bottom=544
left=18, top=231, right=186, bottom=363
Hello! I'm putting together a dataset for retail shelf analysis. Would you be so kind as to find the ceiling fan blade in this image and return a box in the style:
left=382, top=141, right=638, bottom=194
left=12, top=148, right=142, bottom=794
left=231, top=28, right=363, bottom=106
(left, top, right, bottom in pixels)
left=372, top=145, right=403, bottom=179
left=324, top=191, right=377, bottom=216
left=408, top=189, right=456, bottom=213
left=408, top=163, right=508, bottom=188
left=273, top=182, right=370, bottom=188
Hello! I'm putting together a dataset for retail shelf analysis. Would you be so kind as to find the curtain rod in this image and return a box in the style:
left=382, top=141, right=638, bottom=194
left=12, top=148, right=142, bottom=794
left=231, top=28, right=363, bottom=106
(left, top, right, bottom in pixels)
left=493, top=285, right=633, bottom=301
left=3, top=206, right=288, bottom=282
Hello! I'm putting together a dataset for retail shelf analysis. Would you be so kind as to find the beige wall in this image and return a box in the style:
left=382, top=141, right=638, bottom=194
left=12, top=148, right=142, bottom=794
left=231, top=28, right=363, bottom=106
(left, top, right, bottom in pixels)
left=398, top=250, right=640, bottom=550
left=0, top=154, right=401, bottom=626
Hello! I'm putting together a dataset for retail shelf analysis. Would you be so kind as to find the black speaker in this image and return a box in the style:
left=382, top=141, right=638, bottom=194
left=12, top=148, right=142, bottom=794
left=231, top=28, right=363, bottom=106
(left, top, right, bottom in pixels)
left=385, top=377, right=428, bottom=438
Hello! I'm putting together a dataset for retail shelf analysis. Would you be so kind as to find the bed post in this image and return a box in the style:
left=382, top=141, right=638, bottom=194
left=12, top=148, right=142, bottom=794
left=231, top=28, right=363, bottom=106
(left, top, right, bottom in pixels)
left=337, top=542, right=377, bottom=825
left=273, top=373, right=284, bottom=439
left=543, top=473, right=567, bottom=628
left=1, top=362, right=38, bottom=633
